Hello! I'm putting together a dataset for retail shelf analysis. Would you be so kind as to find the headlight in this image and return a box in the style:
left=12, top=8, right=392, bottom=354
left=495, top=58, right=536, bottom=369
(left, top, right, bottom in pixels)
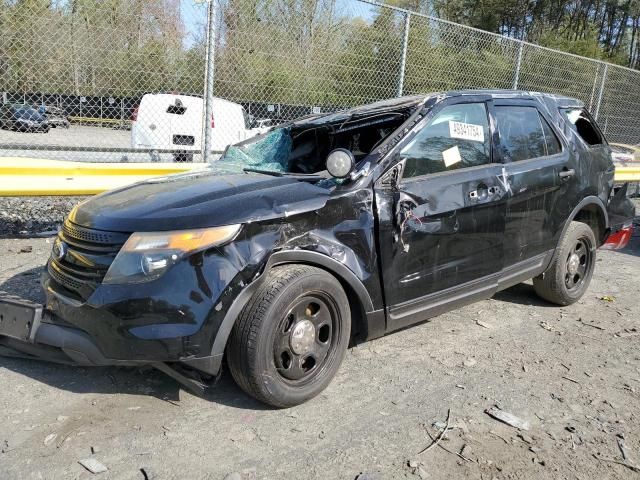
left=103, top=224, right=241, bottom=284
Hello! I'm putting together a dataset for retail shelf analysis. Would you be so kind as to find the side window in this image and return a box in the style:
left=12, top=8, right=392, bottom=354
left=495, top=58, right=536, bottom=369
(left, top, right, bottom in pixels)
left=400, top=102, right=491, bottom=178
left=495, top=106, right=562, bottom=161
left=166, top=100, right=186, bottom=115
left=561, top=108, right=603, bottom=146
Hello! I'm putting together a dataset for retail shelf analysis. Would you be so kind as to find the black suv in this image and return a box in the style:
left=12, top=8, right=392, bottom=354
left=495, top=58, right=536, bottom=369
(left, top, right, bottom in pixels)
left=0, top=90, right=635, bottom=407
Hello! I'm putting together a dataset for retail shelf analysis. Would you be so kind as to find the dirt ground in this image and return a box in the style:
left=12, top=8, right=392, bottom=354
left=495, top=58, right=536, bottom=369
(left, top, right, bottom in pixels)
left=0, top=204, right=639, bottom=480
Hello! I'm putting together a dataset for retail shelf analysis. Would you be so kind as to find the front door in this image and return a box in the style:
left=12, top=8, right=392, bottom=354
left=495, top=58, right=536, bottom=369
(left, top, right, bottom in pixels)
left=374, top=99, right=507, bottom=331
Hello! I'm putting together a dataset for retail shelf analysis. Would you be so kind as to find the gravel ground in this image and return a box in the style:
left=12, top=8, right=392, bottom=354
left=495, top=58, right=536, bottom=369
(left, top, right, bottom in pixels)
left=0, top=196, right=88, bottom=236
left=0, top=201, right=638, bottom=480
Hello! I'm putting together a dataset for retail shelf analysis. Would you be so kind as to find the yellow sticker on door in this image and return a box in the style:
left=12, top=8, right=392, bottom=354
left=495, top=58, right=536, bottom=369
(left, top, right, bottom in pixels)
left=449, top=121, right=484, bottom=142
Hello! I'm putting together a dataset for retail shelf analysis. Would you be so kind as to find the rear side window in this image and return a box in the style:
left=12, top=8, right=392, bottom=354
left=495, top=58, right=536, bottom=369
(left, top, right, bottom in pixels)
left=495, top=106, right=562, bottom=162
left=166, top=100, right=186, bottom=115
left=562, top=108, right=603, bottom=146
left=400, top=102, right=491, bottom=177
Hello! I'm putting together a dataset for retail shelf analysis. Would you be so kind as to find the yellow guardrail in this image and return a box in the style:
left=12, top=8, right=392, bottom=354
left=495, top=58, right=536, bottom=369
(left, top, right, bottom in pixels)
left=68, top=116, right=131, bottom=126
left=0, top=157, right=637, bottom=196
left=0, top=158, right=205, bottom=196
left=614, top=166, right=640, bottom=182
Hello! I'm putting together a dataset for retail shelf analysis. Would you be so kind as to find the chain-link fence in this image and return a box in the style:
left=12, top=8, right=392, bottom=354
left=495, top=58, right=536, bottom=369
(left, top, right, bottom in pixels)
left=1, top=0, right=639, bottom=163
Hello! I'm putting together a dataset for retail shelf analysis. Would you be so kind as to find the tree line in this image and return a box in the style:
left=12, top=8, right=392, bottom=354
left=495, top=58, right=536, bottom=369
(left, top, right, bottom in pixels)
left=0, top=0, right=637, bottom=109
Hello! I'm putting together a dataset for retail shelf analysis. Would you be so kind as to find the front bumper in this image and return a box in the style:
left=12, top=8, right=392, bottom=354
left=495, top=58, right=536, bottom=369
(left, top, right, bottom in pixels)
left=0, top=292, right=145, bottom=367
left=0, top=228, right=275, bottom=378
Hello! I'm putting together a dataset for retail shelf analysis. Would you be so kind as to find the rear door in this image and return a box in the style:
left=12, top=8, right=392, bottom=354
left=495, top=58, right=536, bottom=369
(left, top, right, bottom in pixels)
left=374, top=98, right=507, bottom=330
left=490, top=99, right=575, bottom=268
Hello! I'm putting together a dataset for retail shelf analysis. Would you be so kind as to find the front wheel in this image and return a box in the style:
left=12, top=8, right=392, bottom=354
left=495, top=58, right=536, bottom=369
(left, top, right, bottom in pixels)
left=227, top=264, right=351, bottom=408
left=533, top=221, right=596, bottom=306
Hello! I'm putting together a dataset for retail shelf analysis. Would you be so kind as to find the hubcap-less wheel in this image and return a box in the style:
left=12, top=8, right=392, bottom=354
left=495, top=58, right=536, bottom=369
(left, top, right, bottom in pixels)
left=274, top=295, right=335, bottom=382
left=565, top=238, right=591, bottom=291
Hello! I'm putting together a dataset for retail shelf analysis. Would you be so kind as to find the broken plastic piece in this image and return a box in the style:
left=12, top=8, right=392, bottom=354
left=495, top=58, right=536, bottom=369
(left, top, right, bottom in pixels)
left=485, top=406, right=530, bottom=430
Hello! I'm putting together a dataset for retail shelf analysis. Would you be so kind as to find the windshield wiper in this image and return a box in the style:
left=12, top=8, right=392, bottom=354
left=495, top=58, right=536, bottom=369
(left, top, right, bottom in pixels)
left=242, top=167, right=327, bottom=182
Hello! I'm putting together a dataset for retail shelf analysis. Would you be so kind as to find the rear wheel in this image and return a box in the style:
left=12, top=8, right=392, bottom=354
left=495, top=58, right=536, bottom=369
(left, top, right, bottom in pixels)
left=227, top=264, right=350, bottom=408
left=533, top=221, right=596, bottom=305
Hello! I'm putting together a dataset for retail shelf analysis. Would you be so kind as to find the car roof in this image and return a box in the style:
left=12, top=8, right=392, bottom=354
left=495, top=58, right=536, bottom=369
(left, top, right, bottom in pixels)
left=296, top=89, right=583, bottom=126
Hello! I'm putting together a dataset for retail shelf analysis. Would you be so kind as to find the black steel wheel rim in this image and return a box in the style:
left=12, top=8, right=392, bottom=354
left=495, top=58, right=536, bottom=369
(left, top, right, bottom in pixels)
left=565, top=237, right=592, bottom=291
left=273, top=293, right=339, bottom=383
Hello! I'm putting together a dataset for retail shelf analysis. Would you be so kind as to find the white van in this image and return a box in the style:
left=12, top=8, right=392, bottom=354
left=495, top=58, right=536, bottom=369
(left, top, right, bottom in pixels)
left=131, top=94, right=264, bottom=156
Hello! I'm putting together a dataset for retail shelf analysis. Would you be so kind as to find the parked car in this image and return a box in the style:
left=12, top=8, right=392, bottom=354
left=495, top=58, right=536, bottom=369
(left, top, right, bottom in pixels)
left=39, top=105, right=70, bottom=128
left=0, top=104, right=49, bottom=132
left=610, top=143, right=639, bottom=165
left=0, top=90, right=635, bottom=408
left=130, top=93, right=266, bottom=161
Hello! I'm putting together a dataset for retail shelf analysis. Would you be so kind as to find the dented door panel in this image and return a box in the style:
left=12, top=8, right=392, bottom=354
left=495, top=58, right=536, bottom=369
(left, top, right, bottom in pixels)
left=375, top=163, right=507, bottom=320
left=501, top=155, right=573, bottom=264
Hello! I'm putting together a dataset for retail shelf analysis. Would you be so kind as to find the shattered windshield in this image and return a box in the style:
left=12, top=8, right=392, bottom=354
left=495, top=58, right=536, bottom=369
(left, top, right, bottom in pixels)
left=221, top=128, right=292, bottom=173
left=216, top=97, right=423, bottom=178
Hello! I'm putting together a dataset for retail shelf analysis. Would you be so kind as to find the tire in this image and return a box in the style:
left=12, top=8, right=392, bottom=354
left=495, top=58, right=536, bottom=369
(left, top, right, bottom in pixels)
left=227, top=264, right=351, bottom=408
left=533, top=221, right=597, bottom=306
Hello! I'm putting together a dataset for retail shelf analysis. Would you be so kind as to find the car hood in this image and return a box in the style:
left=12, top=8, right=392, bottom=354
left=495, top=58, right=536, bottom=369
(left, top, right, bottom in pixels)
left=69, top=169, right=331, bottom=232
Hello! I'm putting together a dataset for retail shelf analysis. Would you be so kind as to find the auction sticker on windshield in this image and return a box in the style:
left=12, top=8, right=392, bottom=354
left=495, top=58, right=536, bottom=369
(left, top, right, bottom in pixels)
left=449, top=121, right=484, bottom=142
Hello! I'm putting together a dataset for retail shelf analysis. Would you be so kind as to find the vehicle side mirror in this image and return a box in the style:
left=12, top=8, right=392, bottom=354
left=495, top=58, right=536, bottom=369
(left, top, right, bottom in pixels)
left=326, top=148, right=355, bottom=179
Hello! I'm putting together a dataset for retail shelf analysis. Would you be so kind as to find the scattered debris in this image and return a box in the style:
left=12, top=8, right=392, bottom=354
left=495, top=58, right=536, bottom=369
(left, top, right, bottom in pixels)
left=455, top=384, right=466, bottom=389
left=91, top=446, right=100, bottom=454
left=562, top=376, right=580, bottom=384
left=599, top=295, right=616, bottom=302
left=593, top=454, right=640, bottom=473
left=517, top=433, right=534, bottom=444
left=617, top=435, right=630, bottom=462
left=418, top=409, right=451, bottom=455
left=578, top=318, right=605, bottom=330
left=463, top=358, right=477, bottom=367
left=539, top=321, right=555, bottom=332
left=140, top=467, right=155, bottom=480
left=43, top=433, right=57, bottom=446
left=485, top=406, right=530, bottom=431
left=78, top=458, right=108, bottom=474
left=489, top=430, right=510, bottom=444
left=355, top=474, right=378, bottom=480
left=414, top=465, right=429, bottom=479
left=18, top=246, right=32, bottom=253
left=475, top=319, right=492, bottom=329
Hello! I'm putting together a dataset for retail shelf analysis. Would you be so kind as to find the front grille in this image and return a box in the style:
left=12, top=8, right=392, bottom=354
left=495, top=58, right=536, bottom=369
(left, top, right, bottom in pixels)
left=48, top=220, right=130, bottom=301
left=62, top=221, right=126, bottom=245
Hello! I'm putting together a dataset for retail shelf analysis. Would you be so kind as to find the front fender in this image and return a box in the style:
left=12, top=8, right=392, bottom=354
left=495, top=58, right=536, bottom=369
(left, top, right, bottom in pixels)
left=187, top=248, right=382, bottom=376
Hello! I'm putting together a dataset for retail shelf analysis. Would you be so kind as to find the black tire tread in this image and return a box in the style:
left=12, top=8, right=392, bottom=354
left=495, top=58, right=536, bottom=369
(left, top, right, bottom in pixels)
left=533, top=221, right=596, bottom=306
left=227, top=264, right=343, bottom=407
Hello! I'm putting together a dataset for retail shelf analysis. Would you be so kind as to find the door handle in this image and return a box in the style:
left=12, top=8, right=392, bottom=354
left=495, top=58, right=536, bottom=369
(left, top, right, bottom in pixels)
left=558, top=168, right=575, bottom=179
left=469, top=183, right=489, bottom=201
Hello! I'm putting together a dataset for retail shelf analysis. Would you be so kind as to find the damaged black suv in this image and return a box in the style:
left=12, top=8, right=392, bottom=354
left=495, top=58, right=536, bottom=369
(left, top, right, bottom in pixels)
left=0, top=90, right=635, bottom=407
